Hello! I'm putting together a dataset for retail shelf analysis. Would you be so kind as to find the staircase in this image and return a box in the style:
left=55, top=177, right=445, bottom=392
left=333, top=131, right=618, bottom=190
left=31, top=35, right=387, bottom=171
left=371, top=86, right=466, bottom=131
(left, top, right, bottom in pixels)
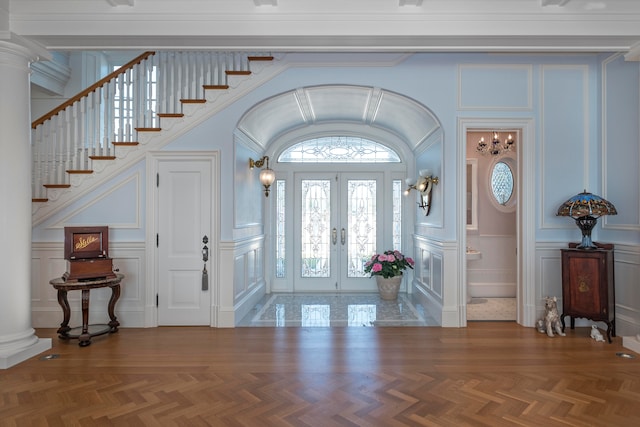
left=31, top=50, right=279, bottom=225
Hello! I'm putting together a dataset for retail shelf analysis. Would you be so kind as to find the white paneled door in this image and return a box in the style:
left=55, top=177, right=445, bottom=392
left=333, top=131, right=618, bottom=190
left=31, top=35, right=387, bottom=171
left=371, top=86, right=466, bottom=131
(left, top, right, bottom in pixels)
left=157, top=158, right=212, bottom=325
left=293, top=172, right=383, bottom=292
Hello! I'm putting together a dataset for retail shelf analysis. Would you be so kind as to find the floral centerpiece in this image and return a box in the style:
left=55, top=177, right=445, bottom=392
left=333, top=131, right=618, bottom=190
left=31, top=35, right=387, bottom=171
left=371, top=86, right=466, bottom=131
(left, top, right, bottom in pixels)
left=364, top=250, right=414, bottom=279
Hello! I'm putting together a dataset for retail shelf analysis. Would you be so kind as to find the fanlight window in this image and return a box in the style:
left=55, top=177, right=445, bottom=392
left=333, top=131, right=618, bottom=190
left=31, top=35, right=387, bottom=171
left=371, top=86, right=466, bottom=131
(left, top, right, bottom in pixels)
left=279, top=136, right=401, bottom=163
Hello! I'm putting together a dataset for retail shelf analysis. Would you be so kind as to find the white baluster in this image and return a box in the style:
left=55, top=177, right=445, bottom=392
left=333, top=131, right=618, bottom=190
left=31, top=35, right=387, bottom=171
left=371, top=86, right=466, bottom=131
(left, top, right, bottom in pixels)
left=70, top=102, right=79, bottom=170
left=79, top=97, right=87, bottom=167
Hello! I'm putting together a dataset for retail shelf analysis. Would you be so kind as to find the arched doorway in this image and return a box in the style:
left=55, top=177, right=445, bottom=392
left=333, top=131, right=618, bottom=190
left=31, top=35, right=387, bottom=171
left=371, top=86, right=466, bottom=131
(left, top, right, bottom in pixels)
left=235, top=85, right=445, bottom=324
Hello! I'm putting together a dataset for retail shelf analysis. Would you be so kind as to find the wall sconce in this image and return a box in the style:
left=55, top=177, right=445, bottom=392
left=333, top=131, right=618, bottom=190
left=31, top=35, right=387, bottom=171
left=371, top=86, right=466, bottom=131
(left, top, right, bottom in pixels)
left=249, top=155, right=276, bottom=197
left=404, top=169, right=439, bottom=216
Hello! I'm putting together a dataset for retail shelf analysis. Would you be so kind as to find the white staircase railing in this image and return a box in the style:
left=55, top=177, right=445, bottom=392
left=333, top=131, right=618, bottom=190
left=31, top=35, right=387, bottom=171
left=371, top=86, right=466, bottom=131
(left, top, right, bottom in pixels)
left=31, top=50, right=273, bottom=201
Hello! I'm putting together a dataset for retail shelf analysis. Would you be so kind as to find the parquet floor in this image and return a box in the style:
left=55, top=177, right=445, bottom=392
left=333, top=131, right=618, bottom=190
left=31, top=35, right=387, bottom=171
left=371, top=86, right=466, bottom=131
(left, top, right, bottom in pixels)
left=1, top=324, right=639, bottom=426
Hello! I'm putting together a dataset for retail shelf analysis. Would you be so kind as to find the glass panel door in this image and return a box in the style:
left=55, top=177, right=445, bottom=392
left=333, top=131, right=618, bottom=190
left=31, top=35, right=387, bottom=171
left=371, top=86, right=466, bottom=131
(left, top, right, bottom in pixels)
left=294, top=172, right=382, bottom=292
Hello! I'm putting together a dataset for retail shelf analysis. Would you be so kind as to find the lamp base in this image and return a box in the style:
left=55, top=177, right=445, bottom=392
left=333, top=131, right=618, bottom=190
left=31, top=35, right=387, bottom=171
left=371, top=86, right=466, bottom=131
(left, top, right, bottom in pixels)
left=574, top=216, right=598, bottom=249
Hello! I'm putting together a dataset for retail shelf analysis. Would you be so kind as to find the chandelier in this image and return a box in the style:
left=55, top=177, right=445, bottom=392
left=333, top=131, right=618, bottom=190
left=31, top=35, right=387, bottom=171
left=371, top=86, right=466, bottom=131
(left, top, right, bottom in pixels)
left=477, top=131, right=515, bottom=156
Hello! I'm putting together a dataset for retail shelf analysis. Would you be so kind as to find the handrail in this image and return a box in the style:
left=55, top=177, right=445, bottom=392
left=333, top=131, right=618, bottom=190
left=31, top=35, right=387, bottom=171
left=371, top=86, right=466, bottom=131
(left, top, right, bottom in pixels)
left=31, top=51, right=156, bottom=129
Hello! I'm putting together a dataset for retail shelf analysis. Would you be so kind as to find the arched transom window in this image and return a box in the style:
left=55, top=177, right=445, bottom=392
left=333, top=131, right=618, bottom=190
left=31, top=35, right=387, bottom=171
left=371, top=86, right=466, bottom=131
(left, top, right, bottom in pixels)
left=278, top=136, right=401, bottom=163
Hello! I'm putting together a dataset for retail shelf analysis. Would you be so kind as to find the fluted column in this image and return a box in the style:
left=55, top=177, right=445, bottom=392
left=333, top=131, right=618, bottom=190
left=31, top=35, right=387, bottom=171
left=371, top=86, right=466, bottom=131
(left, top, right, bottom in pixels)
left=0, top=38, right=51, bottom=368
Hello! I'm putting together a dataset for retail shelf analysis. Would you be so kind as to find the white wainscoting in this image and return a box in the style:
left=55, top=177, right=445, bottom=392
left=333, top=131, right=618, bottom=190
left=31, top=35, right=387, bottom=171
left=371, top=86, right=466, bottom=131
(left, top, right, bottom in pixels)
left=411, top=236, right=461, bottom=327
left=31, top=242, right=147, bottom=328
left=219, top=236, right=267, bottom=327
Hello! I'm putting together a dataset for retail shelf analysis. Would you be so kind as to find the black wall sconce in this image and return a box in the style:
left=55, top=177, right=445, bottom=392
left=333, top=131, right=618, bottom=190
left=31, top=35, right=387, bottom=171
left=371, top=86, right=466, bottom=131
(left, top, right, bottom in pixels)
left=404, top=169, right=439, bottom=216
left=249, top=155, right=276, bottom=197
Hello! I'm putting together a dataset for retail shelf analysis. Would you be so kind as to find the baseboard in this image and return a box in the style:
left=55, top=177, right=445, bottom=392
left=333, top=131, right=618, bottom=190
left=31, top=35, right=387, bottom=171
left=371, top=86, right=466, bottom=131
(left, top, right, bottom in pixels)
left=622, top=336, right=640, bottom=355
left=468, top=282, right=516, bottom=298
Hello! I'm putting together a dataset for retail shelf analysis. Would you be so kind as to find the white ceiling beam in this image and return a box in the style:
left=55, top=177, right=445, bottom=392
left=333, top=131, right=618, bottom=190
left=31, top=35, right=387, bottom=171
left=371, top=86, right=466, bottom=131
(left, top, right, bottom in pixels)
left=106, top=0, right=134, bottom=6
left=541, top=0, right=571, bottom=6
left=254, top=0, right=277, bottom=6
left=399, top=0, right=424, bottom=6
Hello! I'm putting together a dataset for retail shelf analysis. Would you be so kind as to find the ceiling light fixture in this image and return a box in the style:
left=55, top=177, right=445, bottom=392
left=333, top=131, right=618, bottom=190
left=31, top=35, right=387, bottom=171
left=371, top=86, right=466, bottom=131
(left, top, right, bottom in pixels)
left=477, top=131, right=515, bottom=156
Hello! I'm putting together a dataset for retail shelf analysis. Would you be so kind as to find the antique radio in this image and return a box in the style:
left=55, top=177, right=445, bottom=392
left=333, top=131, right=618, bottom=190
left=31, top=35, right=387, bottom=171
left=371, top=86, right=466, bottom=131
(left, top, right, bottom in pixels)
left=63, top=226, right=116, bottom=282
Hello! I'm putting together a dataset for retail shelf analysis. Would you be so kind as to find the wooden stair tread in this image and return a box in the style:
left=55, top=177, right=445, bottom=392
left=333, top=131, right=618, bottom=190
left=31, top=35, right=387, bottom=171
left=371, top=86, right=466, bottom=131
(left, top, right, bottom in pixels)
left=66, top=170, right=94, bottom=174
left=203, top=85, right=229, bottom=90
left=135, top=127, right=162, bottom=132
left=226, top=70, right=252, bottom=76
left=180, top=99, right=206, bottom=104
left=248, top=56, right=274, bottom=61
left=89, top=156, right=116, bottom=160
left=32, top=198, right=49, bottom=202
left=157, top=113, right=185, bottom=118
left=43, top=184, right=71, bottom=189
left=112, top=141, right=140, bottom=146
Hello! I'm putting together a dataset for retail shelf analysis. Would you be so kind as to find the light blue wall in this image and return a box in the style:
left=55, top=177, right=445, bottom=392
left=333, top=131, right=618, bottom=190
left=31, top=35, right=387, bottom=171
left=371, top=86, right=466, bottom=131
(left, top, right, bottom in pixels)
left=31, top=51, right=640, bottom=331
left=34, top=51, right=639, bottom=245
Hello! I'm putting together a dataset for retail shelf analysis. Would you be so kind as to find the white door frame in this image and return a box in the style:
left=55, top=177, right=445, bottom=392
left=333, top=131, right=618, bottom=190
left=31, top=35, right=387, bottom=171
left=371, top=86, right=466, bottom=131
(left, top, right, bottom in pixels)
left=145, top=151, right=220, bottom=327
left=458, top=118, right=536, bottom=327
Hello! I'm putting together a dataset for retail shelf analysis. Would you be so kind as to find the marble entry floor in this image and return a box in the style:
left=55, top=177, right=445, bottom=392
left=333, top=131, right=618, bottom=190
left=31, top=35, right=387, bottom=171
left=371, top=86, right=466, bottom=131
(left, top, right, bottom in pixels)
left=237, top=293, right=440, bottom=327
left=467, top=298, right=517, bottom=322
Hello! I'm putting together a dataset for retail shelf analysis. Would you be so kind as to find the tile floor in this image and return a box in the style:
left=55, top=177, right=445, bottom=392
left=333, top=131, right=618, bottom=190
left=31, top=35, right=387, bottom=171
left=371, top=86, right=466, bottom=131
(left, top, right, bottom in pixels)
left=466, top=297, right=517, bottom=321
left=237, top=293, right=439, bottom=327
left=237, top=294, right=517, bottom=327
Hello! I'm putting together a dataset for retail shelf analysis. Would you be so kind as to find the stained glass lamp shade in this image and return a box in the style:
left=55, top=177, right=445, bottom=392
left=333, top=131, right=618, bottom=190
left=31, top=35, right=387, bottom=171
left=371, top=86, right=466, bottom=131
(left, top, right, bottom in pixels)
left=556, top=191, right=617, bottom=249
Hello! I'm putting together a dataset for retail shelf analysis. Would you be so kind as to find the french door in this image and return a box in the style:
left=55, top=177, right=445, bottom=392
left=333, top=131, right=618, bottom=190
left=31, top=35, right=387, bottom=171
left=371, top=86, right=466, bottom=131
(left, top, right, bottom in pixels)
left=293, top=172, right=383, bottom=292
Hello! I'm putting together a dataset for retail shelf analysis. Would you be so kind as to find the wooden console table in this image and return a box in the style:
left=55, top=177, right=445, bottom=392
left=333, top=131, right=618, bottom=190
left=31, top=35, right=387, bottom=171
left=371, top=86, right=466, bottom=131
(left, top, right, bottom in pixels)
left=49, top=273, right=124, bottom=347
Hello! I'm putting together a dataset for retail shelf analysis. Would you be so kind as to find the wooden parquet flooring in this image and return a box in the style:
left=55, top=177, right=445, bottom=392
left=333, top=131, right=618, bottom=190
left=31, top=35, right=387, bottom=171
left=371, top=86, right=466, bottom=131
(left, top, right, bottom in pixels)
left=1, top=324, right=639, bottom=426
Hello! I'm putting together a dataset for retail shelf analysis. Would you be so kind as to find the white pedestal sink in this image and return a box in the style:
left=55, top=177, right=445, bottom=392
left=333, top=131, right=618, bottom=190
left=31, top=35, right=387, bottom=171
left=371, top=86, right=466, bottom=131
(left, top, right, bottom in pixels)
left=466, top=249, right=482, bottom=303
left=466, top=249, right=482, bottom=261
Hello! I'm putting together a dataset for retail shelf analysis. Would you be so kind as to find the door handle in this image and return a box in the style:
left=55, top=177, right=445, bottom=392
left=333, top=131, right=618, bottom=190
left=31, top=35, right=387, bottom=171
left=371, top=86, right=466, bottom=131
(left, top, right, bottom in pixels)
left=341, top=228, right=346, bottom=245
left=202, top=235, right=209, bottom=262
left=201, top=235, right=209, bottom=291
left=332, top=227, right=337, bottom=245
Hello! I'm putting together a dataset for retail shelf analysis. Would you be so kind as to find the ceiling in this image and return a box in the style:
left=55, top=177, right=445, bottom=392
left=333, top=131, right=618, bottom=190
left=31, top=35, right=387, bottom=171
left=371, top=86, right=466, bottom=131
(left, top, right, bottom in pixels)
left=6, top=0, right=640, bottom=58
left=236, top=85, right=441, bottom=149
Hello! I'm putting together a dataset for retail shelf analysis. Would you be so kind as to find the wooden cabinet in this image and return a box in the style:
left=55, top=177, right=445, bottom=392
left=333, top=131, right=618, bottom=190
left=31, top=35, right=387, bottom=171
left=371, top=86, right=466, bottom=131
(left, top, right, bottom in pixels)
left=560, top=244, right=615, bottom=343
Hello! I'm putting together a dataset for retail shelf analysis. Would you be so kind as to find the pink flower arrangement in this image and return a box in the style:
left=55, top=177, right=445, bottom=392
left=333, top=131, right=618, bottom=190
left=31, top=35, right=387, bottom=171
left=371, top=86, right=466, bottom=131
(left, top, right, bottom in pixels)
left=364, top=250, right=414, bottom=279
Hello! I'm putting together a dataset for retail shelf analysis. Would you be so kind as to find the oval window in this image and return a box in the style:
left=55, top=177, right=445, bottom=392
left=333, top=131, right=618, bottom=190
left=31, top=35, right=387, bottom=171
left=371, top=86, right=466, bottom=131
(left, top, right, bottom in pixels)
left=490, top=161, right=514, bottom=206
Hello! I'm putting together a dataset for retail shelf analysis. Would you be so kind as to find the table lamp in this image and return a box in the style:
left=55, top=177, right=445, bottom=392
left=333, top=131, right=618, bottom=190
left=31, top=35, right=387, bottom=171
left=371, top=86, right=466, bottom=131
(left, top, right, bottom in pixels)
left=556, top=190, right=617, bottom=249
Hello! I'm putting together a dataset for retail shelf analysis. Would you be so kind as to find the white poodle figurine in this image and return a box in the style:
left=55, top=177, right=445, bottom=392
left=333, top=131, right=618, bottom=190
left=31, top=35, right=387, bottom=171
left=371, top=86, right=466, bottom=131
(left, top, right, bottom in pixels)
left=541, top=296, right=565, bottom=338
left=591, top=325, right=605, bottom=342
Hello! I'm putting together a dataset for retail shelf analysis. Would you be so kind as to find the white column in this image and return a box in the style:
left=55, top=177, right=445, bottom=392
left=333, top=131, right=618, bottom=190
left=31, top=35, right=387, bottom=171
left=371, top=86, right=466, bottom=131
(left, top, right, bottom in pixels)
left=0, top=39, right=51, bottom=368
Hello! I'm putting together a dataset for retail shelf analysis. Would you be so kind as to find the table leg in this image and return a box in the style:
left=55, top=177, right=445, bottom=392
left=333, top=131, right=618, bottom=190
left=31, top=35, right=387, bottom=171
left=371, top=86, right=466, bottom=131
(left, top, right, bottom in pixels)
left=78, top=289, right=91, bottom=347
left=56, top=289, right=71, bottom=338
left=107, top=284, right=121, bottom=332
